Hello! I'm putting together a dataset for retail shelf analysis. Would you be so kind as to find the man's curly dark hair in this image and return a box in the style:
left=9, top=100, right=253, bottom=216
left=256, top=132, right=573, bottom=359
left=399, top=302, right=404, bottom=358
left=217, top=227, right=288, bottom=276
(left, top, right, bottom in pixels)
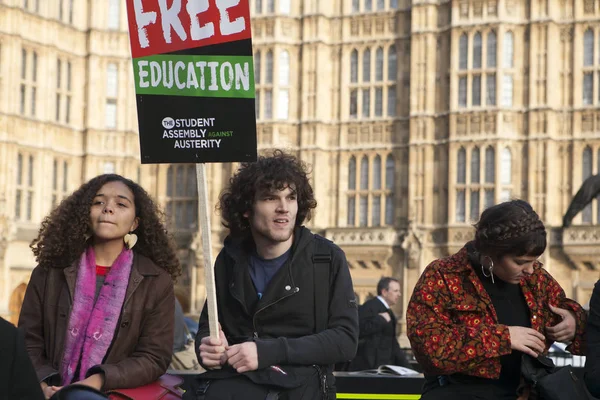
left=218, top=150, right=317, bottom=237
left=30, top=174, right=181, bottom=280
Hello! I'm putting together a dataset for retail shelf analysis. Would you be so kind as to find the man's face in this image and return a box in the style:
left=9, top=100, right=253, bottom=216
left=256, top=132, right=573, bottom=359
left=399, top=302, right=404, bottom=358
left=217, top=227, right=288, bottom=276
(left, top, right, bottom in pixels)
left=382, top=281, right=401, bottom=307
left=245, top=186, right=298, bottom=248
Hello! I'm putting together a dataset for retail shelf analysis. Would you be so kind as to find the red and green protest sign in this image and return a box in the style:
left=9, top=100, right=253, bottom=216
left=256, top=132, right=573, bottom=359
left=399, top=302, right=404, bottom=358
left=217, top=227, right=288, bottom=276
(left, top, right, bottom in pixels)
left=126, top=0, right=257, bottom=163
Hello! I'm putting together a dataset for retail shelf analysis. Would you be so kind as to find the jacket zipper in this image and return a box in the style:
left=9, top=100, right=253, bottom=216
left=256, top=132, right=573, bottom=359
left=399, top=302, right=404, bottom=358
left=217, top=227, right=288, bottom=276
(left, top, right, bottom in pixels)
left=252, top=287, right=299, bottom=338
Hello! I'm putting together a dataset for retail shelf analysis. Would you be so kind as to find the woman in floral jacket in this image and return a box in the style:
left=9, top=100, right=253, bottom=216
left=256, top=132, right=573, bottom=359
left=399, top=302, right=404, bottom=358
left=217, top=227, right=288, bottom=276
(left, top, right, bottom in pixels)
left=407, top=200, right=586, bottom=400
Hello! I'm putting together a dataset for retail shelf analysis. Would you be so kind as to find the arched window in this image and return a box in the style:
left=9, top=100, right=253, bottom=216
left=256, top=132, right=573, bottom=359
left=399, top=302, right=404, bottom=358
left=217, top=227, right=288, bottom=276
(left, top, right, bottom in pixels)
left=388, top=45, right=397, bottom=80
left=471, top=147, right=480, bottom=183
left=457, top=147, right=466, bottom=183
left=583, top=146, right=593, bottom=223
left=279, top=50, right=290, bottom=85
left=501, top=148, right=512, bottom=184
left=352, top=0, right=359, bottom=12
left=363, top=49, right=371, bottom=82
left=473, top=32, right=482, bottom=69
left=459, top=33, right=468, bottom=70
left=350, top=50, right=358, bottom=83
left=360, top=156, right=369, bottom=190
left=265, top=51, right=273, bottom=83
left=584, top=29, right=594, bottom=66
left=255, top=0, right=263, bottom=14
left=503, top=31, right=514, bottom=68
left=348, top=157, right=356, bottom=190
left=485, top=146, right=495, bottom=183
left=487, top=30, right=497, bottom=67
left=254, top=50, right=261, bottom=84
left=377, top=0, right=384, bottom=10
left=364, top=0, right=372, bottom=12
left=376, top=47, right=384, bottom=81
left=385, top=155, right=395, bottom=225
left=373, top=155, right=382, bottom=189
left=385, top=155, right=395, bottom=190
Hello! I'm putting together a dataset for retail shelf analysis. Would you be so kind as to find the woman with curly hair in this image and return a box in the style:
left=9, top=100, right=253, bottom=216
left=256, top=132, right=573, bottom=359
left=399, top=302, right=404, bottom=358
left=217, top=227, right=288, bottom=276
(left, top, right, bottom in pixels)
left=407, top=200, right=587, bottom=400
left=18, top=174, right=180, bottom=399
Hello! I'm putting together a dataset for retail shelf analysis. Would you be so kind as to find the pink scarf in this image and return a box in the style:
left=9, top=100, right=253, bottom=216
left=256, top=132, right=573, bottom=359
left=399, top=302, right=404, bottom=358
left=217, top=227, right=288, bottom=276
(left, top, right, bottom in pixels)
left=60, top=247, right=133, bottom=385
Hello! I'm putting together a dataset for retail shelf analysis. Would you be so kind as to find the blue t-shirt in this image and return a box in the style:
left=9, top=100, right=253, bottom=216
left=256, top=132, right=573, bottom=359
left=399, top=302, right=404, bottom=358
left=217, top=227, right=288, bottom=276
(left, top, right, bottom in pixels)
left=249, top=249, right=291, bottom=299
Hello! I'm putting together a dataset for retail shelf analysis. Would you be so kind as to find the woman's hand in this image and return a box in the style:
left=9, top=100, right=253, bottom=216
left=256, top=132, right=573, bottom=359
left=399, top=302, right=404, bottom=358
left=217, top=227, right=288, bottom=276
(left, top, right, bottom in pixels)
left=77, top=373, right=105, bottom=391
left=508, top=326, right=546, bottom=357
left=40, top=382, right=61, bottom=399
left=546, top=304, right=577, bottom=343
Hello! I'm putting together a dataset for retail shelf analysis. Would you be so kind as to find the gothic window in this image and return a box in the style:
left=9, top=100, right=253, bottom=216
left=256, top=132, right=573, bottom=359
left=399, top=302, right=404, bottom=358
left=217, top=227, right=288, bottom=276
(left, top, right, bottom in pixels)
left=15, top=152, right=35, bottom=221
left=166, top=165, right=198, bottom=230
left=105, top=63, right=118, bottom=128
left=277, top=50, right=290, bottom=119
left=485, top=146, right=496, bottom=183
left=360, top=156, right=369, bottom=190
left=487, top=31, right=497, bottom=67
left=500, top=147, right=512, bottom=201
left=459, top=34, right=468, bottom=70
left=349, top=156, right=357, bottom=190
left=363, top=49, right=371, bottom=82
left=582, top=146, right=593, bottom=223
left=473, top=32, right=482, bottom=69
left=471, top=147, right=480, bottom=183
left=585, top=29, right=594, bottom=66
left=347, top=154, right=395, bottom=227
left=351, top=50, right=358, bottom=83
left=376, top=47, right=384, bottom=81
left=457, top=148, right=466, bottom=184
left=502, top=74, right=513, bottom=107
left=265, top=51, right=273, bottom=83
left=108, top=0, right=120, bottom=29
left=503, top=31, right=514, bottom=68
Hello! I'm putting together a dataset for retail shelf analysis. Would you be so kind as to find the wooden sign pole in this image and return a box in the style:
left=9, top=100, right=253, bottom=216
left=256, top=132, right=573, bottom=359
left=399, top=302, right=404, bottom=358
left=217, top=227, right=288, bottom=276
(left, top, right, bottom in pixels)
left=196, top=163, right=219, bottom=339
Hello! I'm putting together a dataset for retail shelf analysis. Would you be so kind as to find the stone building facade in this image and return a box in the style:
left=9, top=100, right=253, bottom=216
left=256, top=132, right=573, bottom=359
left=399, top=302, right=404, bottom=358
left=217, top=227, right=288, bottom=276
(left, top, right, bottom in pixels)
left=0, top=0, right=599, bottom=342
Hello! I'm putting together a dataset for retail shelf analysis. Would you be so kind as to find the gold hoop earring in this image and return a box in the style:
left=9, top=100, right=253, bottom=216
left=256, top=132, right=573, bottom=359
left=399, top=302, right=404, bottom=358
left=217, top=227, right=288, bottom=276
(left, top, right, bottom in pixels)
left=124, top=232, right=138, bottom=250
left=481, top=256, right=495, bottom=284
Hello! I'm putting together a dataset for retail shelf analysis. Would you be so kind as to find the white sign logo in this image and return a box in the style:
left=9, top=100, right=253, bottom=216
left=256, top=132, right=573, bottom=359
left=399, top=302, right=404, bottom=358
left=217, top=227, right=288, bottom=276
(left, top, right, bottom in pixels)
left=162, top=117, right=175, bottom=129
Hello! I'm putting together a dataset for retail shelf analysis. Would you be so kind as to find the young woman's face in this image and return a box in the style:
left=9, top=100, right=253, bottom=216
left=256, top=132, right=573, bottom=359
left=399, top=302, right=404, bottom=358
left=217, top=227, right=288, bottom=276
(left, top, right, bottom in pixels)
left=89, top=181, right=138, bottom=243
left=492, top=254, right=538, bottom=284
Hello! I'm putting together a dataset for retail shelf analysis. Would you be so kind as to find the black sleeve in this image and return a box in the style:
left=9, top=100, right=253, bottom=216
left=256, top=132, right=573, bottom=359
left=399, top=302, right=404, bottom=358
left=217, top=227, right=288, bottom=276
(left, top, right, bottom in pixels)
left=358, top=301, right=388, bottom=338
left=11, top=326, right=45, bottom=400
left=585, top=280, right=600, bottom=397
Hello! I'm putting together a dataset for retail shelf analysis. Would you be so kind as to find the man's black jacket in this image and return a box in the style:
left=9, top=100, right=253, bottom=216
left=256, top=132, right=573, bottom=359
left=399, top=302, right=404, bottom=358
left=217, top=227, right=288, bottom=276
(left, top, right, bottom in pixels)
left=348, top=297, right=410, bottom=371
left=196, top=226, right=359, bottom=371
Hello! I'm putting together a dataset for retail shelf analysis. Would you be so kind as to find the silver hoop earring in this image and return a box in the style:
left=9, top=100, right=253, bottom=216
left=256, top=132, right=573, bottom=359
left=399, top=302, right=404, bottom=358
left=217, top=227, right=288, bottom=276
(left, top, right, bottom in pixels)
left=481, top=256, right=495, bottom=284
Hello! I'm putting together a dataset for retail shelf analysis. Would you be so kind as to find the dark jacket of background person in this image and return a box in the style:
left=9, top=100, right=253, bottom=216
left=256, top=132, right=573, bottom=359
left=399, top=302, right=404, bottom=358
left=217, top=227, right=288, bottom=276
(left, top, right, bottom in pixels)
left=585, top=280, right=600, bottom=397
left=348, top=297, right=410, bottom=371
left=0, top=317, right=44, bottom=400
left=18, top=253, right=174, bottom=391
left=196, top=227, right=359, bottom=372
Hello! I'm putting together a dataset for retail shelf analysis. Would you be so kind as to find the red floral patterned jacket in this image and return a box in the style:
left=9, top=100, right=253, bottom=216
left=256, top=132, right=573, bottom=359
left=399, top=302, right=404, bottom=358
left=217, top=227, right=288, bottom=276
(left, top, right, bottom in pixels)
left=407, top=244, right=587, bottom=379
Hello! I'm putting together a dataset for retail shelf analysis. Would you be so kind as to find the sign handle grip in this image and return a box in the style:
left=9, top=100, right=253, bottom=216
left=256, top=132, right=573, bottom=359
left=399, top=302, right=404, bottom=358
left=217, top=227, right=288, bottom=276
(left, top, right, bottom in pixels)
left=196, top=163, right=219, bottom=340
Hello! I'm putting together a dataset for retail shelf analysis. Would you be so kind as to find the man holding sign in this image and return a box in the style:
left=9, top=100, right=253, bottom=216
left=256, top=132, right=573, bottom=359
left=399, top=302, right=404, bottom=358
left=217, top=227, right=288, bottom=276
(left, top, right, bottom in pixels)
left=193, top=151, right=359, bottom=399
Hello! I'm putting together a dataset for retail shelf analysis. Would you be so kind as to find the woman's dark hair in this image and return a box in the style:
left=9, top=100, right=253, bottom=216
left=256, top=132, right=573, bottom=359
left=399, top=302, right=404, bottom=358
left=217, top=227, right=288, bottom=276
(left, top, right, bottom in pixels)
left=218, top=149, right=317, bottom=237
left=474, top=199, right=546, bottom=258
left=30, top=174, right=180, bottom=280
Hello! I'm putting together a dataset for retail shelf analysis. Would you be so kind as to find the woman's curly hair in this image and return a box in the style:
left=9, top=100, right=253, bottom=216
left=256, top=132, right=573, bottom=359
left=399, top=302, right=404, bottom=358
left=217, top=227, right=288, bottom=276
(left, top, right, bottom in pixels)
left=218, top=150, right=317, bottom=237
left=30, top=174, right=181, bottom=280
left=474, top=199, right=546, bottom=258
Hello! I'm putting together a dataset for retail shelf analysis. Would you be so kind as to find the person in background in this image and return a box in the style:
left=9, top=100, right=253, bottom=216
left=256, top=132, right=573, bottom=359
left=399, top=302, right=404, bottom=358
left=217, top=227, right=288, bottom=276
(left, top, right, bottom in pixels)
left=348, top=277, right=411, bottom=371
left=0, top=316, right=44, bottom=399
left=19, top=174, right=180, bottom=399
left=407, top=200, right=587, bottom=400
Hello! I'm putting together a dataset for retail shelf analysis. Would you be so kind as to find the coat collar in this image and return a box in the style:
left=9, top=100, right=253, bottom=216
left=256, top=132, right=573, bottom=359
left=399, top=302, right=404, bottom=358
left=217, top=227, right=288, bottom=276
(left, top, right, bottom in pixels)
left=63, top=251, right=161, bottom=305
